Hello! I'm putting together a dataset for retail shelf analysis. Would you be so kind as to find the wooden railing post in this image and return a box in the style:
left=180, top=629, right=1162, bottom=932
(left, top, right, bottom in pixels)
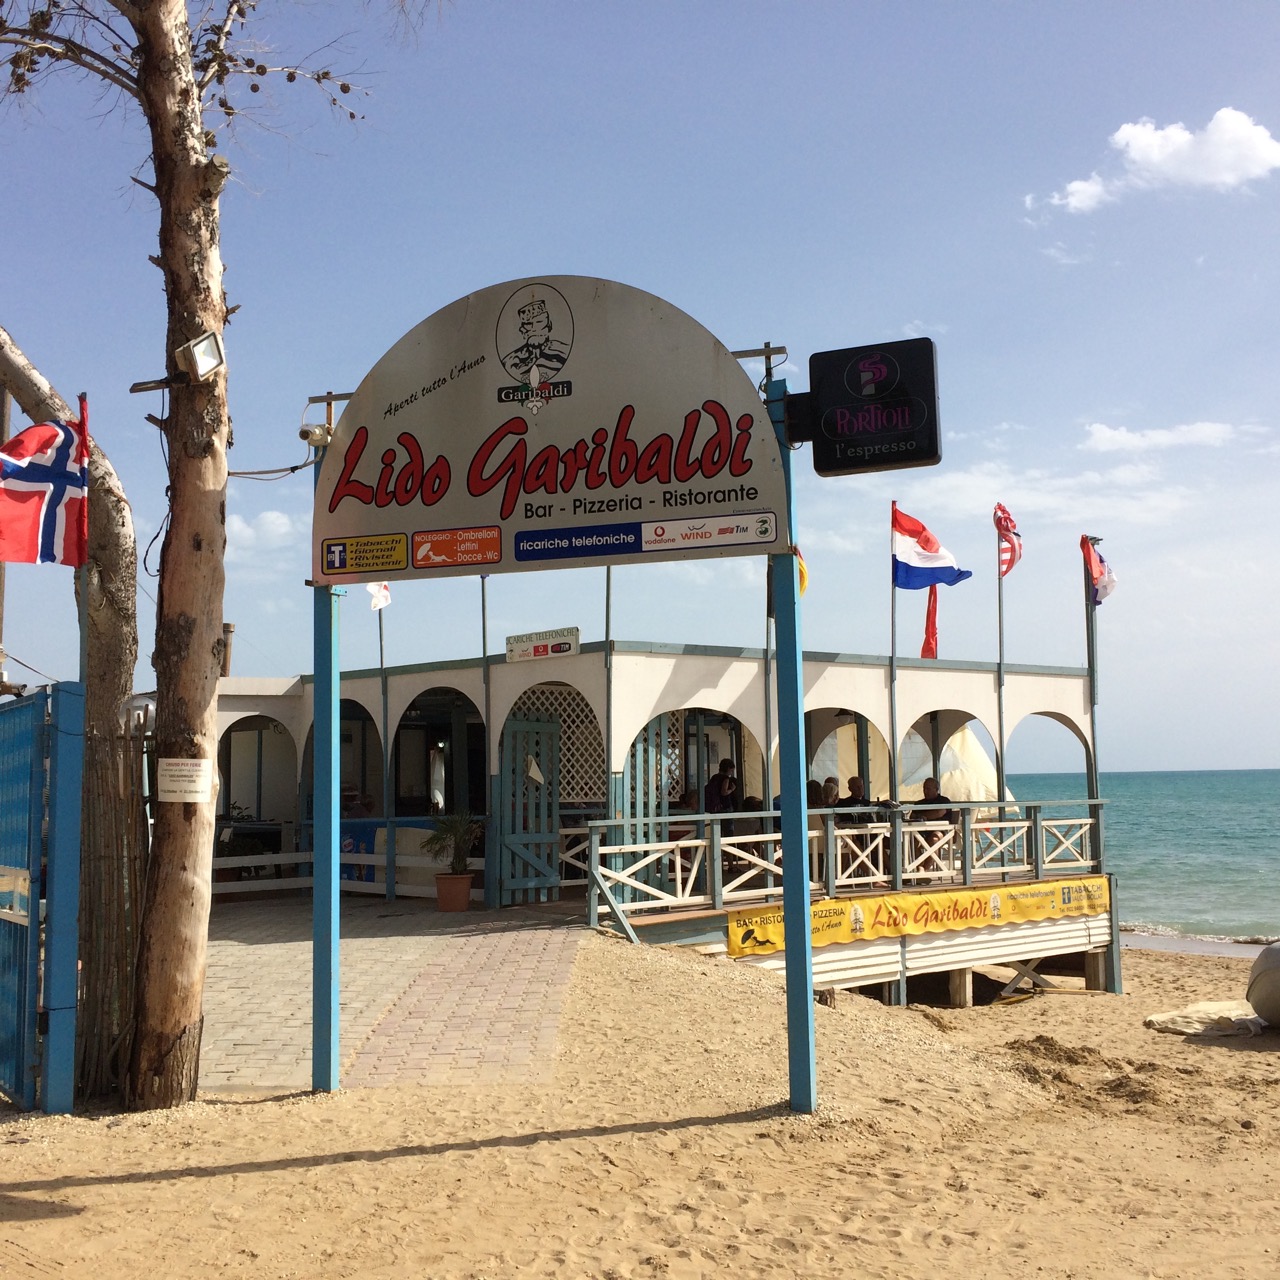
left=1029, top=805, right=1044, bottom=879
left=587, top=824, right=601, bottom=928
left=959, top=807, right=973, bottom=887
left=823, top=813, right=837, bottom=897
left=890, top=809, right=904, bottom=891
left=710, top=818, right=724, bottom=909
left=1090, top=800, right=1105, bottom=872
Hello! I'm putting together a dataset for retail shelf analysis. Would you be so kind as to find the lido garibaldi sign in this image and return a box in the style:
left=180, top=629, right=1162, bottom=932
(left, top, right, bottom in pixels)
left=311, top=277, right=792, bottom=584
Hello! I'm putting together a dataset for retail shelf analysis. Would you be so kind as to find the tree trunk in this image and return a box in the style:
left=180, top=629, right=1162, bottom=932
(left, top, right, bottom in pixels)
left=123, top=1, right=231, bottom=1110
left=0, top=324, right=143, bottom=1099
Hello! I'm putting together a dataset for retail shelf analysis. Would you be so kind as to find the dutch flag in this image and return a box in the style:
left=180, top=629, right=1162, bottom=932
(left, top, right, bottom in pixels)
left=891, top=503, right=972, bottom=589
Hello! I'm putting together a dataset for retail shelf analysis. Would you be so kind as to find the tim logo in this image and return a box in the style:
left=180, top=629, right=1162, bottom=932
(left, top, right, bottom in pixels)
left=846, top=350, right=901, bottom=400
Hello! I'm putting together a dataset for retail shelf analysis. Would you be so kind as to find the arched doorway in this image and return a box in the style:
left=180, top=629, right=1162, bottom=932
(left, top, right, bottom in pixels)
left=394, top=686, right=486, bottom=817
left=497, top=681, right=604, bottom=905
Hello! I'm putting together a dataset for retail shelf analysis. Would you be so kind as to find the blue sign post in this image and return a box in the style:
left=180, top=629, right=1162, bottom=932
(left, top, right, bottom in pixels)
left=766, top=378, right=817, bottom=1113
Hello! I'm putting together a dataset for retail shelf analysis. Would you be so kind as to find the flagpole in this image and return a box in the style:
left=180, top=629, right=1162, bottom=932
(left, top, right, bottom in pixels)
left=0, top=388, right=8, bottom=675
left=1082, top=536, right=1102, bottom=801
left=480, top=574, right=494, bottom=906
left=378, top=601, right=395, bottom=899
left=763, top=559, right=774, bottom=810
left=996, top=524, right=1007, bottom=806
left=75, top=394, right=90, bottom=684
left=889, top=501, right=899, bottom=801
left=604, top=565, right=613, bottom=817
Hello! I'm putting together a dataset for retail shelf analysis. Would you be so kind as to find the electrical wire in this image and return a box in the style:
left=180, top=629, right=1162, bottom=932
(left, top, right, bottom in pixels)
left=4, top=652, right=58, bottom=681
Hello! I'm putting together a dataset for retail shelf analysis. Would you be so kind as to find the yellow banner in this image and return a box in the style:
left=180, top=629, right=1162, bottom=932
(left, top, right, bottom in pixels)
left=727, top=876, right=1110, bottom=957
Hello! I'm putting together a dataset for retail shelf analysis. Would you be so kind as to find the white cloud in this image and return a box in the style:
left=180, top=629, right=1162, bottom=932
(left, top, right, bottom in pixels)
left=892, top=458, right=1197, bottom=528
left=1048, top=108, right=1280, bottom=213
left=902, top=319, right=948, bottom=339
left=226, top=509, right=310, bottom=562
left=1080, top=421, right=1238, bottom=452
left=1050, top=173, right=1114, bottom=214
left=1041, top=241, right=1092, bottom=265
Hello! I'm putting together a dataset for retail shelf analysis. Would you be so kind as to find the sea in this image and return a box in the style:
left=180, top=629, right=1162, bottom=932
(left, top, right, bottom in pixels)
left=1008, top=769, right=1279, bottom=945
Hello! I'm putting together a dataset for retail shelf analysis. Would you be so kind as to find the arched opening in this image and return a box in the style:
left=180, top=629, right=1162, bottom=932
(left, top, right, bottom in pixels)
left=1005, top=712, right=1093, bottom=795
left=496, top=681, right=605, bottom=905
left=901, top=709, right=1000, bottom=804
left=301, top=698, right=384, bottom=820
left=625, top=707, right=767, bottom=824
left=394, top=686, right=486, bottom=817
left=214, top=715, right=302, bottom=889
left=217, top=714, right=298, bottom=824
left=806, top=708, right=892, bottom=804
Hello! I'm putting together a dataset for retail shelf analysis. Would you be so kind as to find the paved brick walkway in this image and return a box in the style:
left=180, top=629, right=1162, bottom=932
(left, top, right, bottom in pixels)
left=199, top=895, right=587, bottom=1092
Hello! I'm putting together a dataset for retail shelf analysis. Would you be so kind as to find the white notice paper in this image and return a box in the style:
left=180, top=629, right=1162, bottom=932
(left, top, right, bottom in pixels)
left=157, top=757, right=214, bottom=803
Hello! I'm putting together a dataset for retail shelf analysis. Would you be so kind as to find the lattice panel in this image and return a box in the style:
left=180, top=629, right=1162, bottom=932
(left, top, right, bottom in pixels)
left=663, top=711, right=685, bottom=802
left=509, top=683, right=604, bottom=803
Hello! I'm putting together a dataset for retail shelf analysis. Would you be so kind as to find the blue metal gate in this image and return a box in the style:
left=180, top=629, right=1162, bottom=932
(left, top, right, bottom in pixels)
left=497, top=718, right=561, bottom=905
left=0, top=684, right=83, bottom=1112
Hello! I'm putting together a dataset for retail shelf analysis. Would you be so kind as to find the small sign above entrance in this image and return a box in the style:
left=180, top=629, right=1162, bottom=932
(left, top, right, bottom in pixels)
left=506, top=626, right=581, bottom=663
left=797, top=337, right=941, bottom=476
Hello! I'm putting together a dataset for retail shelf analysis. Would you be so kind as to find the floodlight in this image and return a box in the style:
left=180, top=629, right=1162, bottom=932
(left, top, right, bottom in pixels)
left=173, top=331, right=226, bottom=383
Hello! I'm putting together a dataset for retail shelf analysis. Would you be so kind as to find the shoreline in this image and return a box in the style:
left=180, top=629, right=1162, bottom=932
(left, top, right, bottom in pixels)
left=1121, top=929, right=1267, bottom=960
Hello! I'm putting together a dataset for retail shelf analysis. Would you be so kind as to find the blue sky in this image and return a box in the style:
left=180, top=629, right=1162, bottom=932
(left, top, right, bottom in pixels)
left=2, top=1, right=1278, bottom=772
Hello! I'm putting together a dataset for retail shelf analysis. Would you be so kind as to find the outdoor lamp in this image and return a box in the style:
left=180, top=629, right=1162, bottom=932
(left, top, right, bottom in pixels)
left=129, top=330, right=227, bottom=394
left=174, top=331, right=226, bottom=383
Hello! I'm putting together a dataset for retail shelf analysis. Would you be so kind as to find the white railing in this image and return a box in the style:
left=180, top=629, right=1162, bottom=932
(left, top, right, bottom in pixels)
left=586, top=800, right=1104, bottom=931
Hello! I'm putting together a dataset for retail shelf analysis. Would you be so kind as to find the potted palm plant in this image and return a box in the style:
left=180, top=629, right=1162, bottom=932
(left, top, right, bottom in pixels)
left=420, top=812, right=482, bottom=912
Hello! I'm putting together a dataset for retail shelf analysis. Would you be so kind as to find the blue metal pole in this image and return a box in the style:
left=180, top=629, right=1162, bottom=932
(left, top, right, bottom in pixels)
left=312, top=580, right=341, bottom=1090
left=766, top=376, right=817, bottom=1114
left=42, top=681, right=83, bottom=1114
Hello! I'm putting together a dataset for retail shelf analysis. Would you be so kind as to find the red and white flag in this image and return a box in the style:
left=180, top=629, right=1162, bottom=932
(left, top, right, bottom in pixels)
left=367, top=581, right=391, bottom=610
left=993, top=503, right=1022, bottom=578
left=0, top=398, right=89, bottom=567
left=1080, top=536, right=1116, bottom=604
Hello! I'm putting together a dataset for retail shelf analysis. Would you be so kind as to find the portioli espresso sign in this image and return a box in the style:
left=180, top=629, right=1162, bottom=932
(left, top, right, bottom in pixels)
left=311, top=277, right=790, bottom=584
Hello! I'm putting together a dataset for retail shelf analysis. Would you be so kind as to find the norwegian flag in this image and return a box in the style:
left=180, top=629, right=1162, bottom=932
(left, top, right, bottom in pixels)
left=993, top=502, right=1022, bottom=578
left=0, top=397, right=89, bottom=567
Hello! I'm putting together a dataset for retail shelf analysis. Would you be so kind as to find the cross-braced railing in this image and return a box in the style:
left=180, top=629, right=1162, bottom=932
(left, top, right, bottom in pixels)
left=584, top=799, right=1105, bottom=934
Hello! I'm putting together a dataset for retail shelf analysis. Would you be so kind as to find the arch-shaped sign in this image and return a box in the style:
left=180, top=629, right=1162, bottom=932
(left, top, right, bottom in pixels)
left=311, top=277, right=790, bottom=583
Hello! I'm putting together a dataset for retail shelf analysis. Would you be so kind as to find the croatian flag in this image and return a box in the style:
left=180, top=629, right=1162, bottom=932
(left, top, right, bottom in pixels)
left=0, top=401, right=89, bottom=567
left=1080, top=536, right=1116, bottom=604
left=891, top=503, right=972, bottom=589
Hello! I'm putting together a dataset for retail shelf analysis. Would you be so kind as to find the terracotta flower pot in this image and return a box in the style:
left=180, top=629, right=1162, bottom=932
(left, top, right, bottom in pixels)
left=434, top=871, right=474, bottom=912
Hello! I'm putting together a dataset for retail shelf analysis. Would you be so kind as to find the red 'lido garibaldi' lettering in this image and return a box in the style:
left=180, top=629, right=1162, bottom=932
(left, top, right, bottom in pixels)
left=328, top=427, right=451, bottom=514
left=326, top=401, right=758, bottom=521
left=467, top=401, right=756, bottom=520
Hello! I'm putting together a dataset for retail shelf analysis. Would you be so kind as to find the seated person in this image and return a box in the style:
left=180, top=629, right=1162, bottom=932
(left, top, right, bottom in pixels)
left=914, top=776, right=958, bottom=824
left=820, top=776, right=841, bottom=808
left=837, top=775, right=868, bottom=826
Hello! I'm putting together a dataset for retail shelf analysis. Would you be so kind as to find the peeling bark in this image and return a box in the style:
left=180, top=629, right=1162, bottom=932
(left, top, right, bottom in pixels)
left=123, top=0, right=230, bottom=1111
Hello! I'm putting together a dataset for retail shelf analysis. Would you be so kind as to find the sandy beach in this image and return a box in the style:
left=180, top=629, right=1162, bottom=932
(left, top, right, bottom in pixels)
left=2, top=933, right=1277, bottom=1279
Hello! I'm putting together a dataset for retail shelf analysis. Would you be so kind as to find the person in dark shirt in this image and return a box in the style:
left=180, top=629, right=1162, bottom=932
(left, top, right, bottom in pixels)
left=704, top=758, right=738, bottom=835
left=916, top=776, right=957, bottom=824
